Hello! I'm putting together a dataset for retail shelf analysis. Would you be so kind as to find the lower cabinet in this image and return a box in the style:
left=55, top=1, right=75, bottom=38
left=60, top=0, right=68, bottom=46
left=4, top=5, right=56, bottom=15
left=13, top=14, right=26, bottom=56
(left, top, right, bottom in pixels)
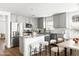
left=13, top=37, right=19, bottom=47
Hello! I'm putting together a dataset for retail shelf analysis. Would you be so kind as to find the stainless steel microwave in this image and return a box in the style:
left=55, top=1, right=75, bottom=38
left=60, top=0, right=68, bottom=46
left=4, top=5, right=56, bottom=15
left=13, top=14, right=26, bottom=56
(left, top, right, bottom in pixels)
left=25, top=23, right=32, bottom=28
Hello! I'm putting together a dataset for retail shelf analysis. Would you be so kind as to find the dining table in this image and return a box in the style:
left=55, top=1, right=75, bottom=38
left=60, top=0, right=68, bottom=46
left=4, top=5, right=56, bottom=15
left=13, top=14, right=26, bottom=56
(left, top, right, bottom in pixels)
left=57, top=39, right=79, bottom=56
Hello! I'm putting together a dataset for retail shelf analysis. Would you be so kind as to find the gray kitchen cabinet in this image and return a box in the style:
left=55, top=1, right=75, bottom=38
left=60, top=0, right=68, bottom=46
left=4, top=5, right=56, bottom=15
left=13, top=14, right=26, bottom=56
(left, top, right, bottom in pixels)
left=53, top=14, right=59, bottom=28
left=38, top=17, right=43, bottom=29
left=37, top=16, right=53, bottom=30
left=53, top=13, right=66, bottom=28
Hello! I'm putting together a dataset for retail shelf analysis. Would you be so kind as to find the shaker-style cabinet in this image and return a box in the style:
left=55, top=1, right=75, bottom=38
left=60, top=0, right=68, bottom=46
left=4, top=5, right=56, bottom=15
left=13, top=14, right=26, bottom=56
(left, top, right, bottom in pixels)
left=53, top=13, right=66, bottom=28
left=37, top=16, right=53, bottom=30
left=38, top=17, right=43, bottom=29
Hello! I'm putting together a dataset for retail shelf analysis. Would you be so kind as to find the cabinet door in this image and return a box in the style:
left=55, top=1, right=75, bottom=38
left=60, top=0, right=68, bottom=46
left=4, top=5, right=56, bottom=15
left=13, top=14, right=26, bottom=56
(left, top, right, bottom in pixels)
left=53, top=14, right=60, bottom=28
left=53, top=13, right=66, bottom=28
left=59, top=13, right=66, bottom=28
left=38, top=18, right=43, bottom=29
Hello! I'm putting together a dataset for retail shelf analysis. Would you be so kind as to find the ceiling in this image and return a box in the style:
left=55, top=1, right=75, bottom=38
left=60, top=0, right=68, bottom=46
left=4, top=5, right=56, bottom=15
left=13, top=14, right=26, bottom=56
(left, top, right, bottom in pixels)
left=0, top=3, right=78, bottom=17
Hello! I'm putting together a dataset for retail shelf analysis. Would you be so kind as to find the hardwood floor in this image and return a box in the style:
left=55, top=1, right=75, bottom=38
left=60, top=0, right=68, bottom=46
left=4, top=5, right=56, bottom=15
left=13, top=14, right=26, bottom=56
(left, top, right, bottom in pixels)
left=4, top=47, right=21, bottom=56
left=0, top=39, right=21, bottom=56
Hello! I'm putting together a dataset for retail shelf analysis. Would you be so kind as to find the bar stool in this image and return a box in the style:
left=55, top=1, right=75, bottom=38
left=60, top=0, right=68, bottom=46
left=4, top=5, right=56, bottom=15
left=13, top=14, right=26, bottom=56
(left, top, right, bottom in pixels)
left=29, top=43, right=40, bottom=56
left=50, top=33, right=57, bottom=44
left=29, top=42, right=48, bottom=56
left=44, top=35, right=51, bottom=55
left=51, top=46, right=64, bottom=56
left=50, top=33, right=64, bottom=44
left=39, top=42, right=48, bottom=56
left=49, top=33, right=64, bottom=56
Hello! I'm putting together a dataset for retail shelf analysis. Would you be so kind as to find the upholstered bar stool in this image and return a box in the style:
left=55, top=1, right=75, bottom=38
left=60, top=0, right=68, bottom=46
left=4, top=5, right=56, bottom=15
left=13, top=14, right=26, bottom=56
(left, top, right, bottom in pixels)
left=51, top=46, right=64, bottom=56
left=39, top=42, right=48, bottom=56
left=44, top=35, right=51, bottom=55
left=50, top=33, right=57, bottom=44
left=50, top=33, right=64, bottom=44
left=35, top=35, right=50, bottom=56
left=29, top=43, right=40, bottom=56
left=49, top=33, right=64, bottom=56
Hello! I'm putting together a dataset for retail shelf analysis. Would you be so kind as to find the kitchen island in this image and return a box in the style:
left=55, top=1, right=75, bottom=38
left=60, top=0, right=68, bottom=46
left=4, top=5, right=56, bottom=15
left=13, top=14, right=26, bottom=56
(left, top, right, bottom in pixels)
left=19, top=34, right=49, bottom=56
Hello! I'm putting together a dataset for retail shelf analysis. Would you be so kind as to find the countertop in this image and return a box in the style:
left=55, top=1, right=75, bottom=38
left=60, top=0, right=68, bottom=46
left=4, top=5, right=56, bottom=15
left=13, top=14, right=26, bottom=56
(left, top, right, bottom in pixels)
left=23, top=34, right=49, bottom=38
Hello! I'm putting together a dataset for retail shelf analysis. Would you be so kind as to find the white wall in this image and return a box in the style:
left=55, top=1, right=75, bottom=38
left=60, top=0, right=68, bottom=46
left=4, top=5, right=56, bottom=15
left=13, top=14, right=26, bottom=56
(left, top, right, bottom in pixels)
left=0, top=22, right=7, bottom=34
left=0, top=16, right=7, bottom=34
left=0, top=11, right=11, bottom=48
left=66, top=11, right=79, bottom=29
left=65, top=11, right=79, bottom=38
left=0, top=12, right=11, bottom=48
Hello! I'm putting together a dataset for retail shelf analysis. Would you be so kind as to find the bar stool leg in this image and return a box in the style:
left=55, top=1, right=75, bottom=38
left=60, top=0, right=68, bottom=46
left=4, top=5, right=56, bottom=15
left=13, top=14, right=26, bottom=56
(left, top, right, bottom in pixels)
left=54, top=52, right=58, bottom=56
left=57, top=47, right=59, bottom=56
left=34, top=48, right=37, bottom=56
left=45, top=45, right=47, bottom=56
left=29, top=45, right=32, bottom=56
left=64, top=48, right=67, bottom=56
left=39, top=44, right=42, bottom=56
left=75, top=49, right=77, bottom=56
left=48, top=43, right=51, bottom=56
left=70, top=49, right=72, bottom=56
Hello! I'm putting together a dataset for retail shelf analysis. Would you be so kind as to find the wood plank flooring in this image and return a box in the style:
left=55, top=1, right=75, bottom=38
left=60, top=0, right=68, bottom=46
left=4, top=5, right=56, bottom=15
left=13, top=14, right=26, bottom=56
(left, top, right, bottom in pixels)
left=0, top=39, right=21, bottom=56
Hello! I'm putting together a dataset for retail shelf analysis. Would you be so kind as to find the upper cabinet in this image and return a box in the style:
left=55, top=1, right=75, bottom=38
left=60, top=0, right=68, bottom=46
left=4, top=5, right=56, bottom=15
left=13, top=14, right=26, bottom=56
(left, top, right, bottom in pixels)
left=37, top=16, right=54, bottom=30
left=53, top=13, right=66, bottom=28
left=38, top=17, right=43, bottom=29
